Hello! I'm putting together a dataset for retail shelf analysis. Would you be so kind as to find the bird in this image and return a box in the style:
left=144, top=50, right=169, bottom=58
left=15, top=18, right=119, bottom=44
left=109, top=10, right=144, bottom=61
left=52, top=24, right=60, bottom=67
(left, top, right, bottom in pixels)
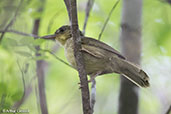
left=42, top=25, right=150, bottom=88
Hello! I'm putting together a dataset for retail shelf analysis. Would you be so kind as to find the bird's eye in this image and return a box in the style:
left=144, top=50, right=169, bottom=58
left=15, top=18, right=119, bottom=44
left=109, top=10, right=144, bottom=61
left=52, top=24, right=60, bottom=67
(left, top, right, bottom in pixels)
left=60, top=28, right=65, bottom=32
left=55, top=30, right=59, bottom=34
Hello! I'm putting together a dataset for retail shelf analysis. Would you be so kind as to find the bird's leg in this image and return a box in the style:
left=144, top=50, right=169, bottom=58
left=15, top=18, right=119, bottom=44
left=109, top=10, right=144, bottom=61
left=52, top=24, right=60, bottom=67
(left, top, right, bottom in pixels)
left=88, top=71, right=102, bottom=82
left=78, top=71, right=102, bottom=89
left=78, top=75, right=96, bottom=89
left=78, top=81, right=92, bottom=89
left=88, top=75, right=97, bottom=83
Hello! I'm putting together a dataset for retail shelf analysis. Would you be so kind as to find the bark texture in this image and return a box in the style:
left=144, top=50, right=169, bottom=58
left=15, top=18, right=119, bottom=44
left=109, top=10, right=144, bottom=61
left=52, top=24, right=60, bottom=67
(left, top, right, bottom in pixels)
left=70, top=0, right=92, bottom=114
left=118, top=0, right=142, bottom=113
left=65, top=0, right=92, bottom=114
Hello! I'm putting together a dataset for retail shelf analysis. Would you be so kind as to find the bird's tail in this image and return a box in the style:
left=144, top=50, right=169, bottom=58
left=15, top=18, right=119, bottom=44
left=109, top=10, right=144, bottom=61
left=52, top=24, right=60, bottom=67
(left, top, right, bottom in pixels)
left=112, top=58, right=150, bottom=88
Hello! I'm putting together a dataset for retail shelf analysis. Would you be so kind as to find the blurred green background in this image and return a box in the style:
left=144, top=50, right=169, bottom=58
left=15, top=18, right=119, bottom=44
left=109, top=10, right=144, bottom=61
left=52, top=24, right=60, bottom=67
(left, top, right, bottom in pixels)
left=0, top=0, right=170, bottom=114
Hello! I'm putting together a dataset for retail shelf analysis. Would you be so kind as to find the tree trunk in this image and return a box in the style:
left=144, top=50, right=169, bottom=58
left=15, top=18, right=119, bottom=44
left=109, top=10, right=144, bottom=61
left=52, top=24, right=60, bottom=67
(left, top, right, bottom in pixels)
left=118, top=0, right=142, bottom=114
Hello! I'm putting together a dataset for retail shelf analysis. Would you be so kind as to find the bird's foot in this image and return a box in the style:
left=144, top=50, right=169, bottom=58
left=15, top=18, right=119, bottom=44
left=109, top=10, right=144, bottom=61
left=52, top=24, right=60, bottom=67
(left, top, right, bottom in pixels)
left=78, top=81, right=91, bottom=89
left=78, top=82, right=82, bottom=89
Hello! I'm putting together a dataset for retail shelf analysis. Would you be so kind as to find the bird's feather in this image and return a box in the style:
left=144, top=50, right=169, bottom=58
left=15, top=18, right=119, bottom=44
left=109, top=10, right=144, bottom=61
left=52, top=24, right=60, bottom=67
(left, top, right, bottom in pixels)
left=81, top=37, right=126, bottom=59
left=80, top=38, right=150, bottom=87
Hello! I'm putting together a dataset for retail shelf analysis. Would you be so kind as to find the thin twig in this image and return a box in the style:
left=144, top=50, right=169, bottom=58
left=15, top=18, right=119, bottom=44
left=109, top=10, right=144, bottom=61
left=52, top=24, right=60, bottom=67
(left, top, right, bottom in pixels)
left=82, top=0, right=95, bottom=35
left=0, top=29, right=56, bottom=39
left=90, top=79, right=96, bottom=113
left=83, top=1, right=96, bottom=113
left=0, top=0, right=23, bottom=43
left=12, top=83, right=33, bottom=109
left=0, top=29, right=40, bottom=38
left=16, top=60, right=26, bottom=93
left=40, top=49, right=74, bottom=69
left=12, top=60, right=32, bottom=110
left=98, top=0, right=120, bottom=40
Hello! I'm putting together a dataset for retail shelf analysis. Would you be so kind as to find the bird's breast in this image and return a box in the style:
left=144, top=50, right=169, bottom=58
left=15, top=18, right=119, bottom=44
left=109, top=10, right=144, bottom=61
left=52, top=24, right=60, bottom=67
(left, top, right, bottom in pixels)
left=64, top=38, right=76, bottom=68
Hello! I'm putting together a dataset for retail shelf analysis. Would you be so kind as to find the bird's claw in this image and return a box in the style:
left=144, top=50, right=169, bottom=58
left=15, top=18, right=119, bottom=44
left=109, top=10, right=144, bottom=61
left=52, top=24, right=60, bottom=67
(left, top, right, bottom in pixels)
left=78, top=80, right=92, bottom=89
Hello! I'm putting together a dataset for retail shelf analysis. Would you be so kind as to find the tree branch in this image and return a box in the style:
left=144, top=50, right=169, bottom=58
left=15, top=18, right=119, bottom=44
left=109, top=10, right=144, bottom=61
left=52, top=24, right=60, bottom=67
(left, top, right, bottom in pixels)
left=67, top=0, right=92, bottom=113
left=82, top=0, right=96, bottom=112
left=0, top=0, right=23, bottom=43
left=98, top=0, right=120, bottom=40
left=40, top=49, right=74, bottom=69
left=64, top=0, right=71, bottom=21
left=90, top=79, right=96, bottom=113
left=165, top=105, right=171, bottom=114
left=16, top=60, right=26, bottom=94
left=82, top=0, right=95, bottom=35
left=12, top=62, right=33, bottom=109
left=0, top=29, right=40, bottom=38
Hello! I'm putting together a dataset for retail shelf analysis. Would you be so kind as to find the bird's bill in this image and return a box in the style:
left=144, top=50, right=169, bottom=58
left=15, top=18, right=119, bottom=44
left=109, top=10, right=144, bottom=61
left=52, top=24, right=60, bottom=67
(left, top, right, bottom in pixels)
left=40, top=34, right=56, bottom=41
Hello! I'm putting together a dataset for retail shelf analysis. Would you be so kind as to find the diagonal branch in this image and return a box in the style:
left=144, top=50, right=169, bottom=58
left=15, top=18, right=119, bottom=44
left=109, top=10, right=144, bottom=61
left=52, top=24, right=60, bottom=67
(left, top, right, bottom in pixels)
left=98, top=0, right=120, bottom=40
left=40, top=49, right=74, bottom=69
left=16, top=60, right=26, bottom=95
left=12, top=62, right=33, bottom=109
left=82, top=0, right=95, bottom=35
left=0, top=0, right=23, bottom=43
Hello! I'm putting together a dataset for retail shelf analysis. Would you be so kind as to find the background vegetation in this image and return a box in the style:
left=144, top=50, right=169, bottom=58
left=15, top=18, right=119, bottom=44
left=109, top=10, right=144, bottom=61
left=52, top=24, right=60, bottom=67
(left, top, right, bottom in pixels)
left=0, top=0, right=170, bottom=114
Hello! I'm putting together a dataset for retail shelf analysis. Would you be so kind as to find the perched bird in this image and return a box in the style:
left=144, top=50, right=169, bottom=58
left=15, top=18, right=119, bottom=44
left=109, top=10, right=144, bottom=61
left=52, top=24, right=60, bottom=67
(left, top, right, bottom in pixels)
left=42, top=25, right=150, bottom=88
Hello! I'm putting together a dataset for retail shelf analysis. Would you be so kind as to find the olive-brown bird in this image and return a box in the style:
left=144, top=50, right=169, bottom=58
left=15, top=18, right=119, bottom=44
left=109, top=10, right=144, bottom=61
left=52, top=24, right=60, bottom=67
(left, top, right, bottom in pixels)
left=43, top=25, right=150, bottom=88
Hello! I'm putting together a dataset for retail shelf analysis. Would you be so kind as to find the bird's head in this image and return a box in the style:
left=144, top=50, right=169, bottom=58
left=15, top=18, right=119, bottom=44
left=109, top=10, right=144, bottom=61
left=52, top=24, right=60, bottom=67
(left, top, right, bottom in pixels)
left=42, top=25, right=83, bottom=46
left=54, top=25, right=72, bottom=45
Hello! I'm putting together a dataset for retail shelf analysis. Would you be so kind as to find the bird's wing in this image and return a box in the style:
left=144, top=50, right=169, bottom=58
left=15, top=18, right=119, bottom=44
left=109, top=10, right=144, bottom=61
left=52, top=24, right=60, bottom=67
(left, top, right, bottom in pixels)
left=81, top=37, right=126, bottom=59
